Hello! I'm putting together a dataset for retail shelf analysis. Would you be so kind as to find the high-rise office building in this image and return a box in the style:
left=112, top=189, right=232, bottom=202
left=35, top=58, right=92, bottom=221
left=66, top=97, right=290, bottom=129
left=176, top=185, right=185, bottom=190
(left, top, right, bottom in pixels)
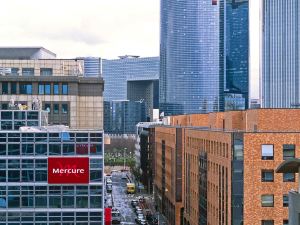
left=102, top=56, right=159, bottom=133
left=0, top=47, right=104, bottom=129
left=76, top=57, right=102, bottom=77
left=159, top=0, right=249, bottom=115
left=225, top=0, right=249, bottom=110
left=261, top=0, right=300, bottom=108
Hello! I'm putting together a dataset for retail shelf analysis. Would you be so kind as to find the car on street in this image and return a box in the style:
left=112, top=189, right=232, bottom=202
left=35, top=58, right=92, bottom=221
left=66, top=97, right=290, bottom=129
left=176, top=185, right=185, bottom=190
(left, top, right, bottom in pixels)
left=131, top=199, right=139, bottom=207
left=135, top=214, right=146, bottom=224
left=111, top=208, right=121, bottom=224
left=136, top=209, right=143, bottom=216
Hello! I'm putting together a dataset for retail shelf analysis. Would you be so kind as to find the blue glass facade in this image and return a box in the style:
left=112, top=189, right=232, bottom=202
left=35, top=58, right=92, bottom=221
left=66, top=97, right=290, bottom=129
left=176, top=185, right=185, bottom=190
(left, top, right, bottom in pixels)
left=102, top=57, right=159, bottom=131
left=104, top=100, right=146, bottom=134
left=262, top=0, right=300, bottom=108
left=225, top=0, right=249, bottom=110
left=102, top=57, right=159, bottom=101
left=160, top=0, right=249, bottom=115
left=83, top=57, right=101, bottom=77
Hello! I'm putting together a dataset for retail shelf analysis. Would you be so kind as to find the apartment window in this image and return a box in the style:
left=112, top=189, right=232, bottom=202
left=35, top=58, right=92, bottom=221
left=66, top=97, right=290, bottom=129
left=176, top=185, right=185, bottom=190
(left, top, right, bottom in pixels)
left=53, top=83, right=59, bottom=95
left=283, top=194, right=288, bottom=207
left=44, top=103, right=51, bottom=113
left=262, top=145, right=274, bottom=160
left=22, top=68, right=34, bottom=76
left=2, top=82, right=8, bottom=94
left=283, top=173, right=295, bottom=182
left=283, top=220, right=289, bottom=225
left=54, top=104, right=59, bottom=114
left=261, top=194, right=274, bottom=207
left=283, top=144, right=295, bottom=160
left=62, top=104, right=68, bottom=114
left=62, top=83, right=68, bottom=95
left=40, top=68, right=53, bottom=76
left=20, top=83, right=32, bottom=94
left=11, top=83, right=17, bottom=94
left=261, top=170, right=274, bottom=182
left=261, top=221, right=274, bottom=225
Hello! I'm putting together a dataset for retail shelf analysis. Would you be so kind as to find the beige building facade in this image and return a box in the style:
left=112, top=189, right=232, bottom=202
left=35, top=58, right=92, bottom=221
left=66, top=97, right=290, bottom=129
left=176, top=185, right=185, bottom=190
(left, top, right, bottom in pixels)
left=0, top=58, right=104, bottom=129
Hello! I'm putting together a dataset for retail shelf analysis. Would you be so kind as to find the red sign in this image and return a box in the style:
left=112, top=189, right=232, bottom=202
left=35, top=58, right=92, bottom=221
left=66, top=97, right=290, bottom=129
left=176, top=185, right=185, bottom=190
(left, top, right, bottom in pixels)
left=105, top=208, right=112, bottom=225
left=48, top=157, right=89, bottom=184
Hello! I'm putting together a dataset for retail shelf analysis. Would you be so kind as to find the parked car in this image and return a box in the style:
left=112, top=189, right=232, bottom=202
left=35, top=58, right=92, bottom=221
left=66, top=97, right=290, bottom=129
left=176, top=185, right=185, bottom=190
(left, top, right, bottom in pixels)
left=131, top=200, right=139, bottom=207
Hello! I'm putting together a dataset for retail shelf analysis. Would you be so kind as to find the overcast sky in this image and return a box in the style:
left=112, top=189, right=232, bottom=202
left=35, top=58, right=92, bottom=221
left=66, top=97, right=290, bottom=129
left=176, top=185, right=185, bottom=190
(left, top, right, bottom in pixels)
left=0, top=0, right=259, bottom=98
left=0, top=0, right=160, bottom=59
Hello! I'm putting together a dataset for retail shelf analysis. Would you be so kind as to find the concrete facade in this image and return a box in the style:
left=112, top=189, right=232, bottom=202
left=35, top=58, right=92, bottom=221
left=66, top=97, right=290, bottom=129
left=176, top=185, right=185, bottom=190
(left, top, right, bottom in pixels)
left=0, top=59, right=104, bottom=129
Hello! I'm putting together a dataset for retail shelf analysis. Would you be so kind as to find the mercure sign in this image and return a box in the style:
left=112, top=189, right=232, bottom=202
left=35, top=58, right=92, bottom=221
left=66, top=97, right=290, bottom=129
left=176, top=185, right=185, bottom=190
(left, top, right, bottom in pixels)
left=48, top=157, right=89, bottom=184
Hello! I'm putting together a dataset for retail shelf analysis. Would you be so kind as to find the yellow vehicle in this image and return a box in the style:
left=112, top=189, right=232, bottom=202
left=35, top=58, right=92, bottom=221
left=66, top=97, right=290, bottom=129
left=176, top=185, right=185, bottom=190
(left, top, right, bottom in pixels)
left=126, top=183, right=135, bottom=194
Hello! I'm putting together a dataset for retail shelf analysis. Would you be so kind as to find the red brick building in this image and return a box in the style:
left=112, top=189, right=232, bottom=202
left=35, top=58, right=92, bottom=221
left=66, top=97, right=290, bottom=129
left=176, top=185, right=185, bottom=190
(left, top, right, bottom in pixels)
left=153, top=109, right=300, bottom=225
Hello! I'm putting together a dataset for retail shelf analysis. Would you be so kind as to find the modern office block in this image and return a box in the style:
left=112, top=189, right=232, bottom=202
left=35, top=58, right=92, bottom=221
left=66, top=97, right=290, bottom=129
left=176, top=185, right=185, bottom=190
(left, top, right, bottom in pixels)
left=0, top=48, right=104, bottom=129
left=159, top=0, right=249, bottom=115
left=153, top=109, right=300, bottom=225
left=104, top=100, right=146, bottom=134
left=261, top=0, right=300, bottom=108
left=0, top=110, right=104, bottom=224
left=102, top=56, right=159, bottom=120
left=78, top=57, right=102, bottom=77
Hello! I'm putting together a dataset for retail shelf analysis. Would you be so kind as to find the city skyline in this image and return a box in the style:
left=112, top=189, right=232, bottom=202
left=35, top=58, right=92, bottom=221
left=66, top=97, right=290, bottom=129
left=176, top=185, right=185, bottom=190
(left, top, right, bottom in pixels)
left=0, top=0, right=261, bottom=98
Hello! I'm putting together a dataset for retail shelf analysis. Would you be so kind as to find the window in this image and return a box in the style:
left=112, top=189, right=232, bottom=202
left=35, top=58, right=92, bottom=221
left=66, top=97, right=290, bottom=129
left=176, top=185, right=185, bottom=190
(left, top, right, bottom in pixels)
left=261, top=170, right=274, bottom=182
left=283, top=144, right=295, bottom=160
left=62, top=83, right=68, bottom=95
left=283, top=194, right=288, bottom=207
left=11, top=82, right=17, bottom=94
left=53, top=83, right=59, bottom=94
left=261, top=221, right=274, bottom=225
left=38, top=84, right=44, bottom=94
left=283, top=173, right=295, bottom=182
left=40, top=68, right=53, bottom=76
left=1, top=103, right=8, bottom=109
left=44, top=103, right=51, bottom=113
left=22, top=68, right=34, bottom=76
left=261, top=194, right=274, bottom=207
left=20, top=83, right=32, bottom=94
left=11, top=68, right=19, bottom=75
left=262, top=145, right=274, bottom=160
left=54, top=104, right=59, bottom=114
left=39, top=83, right=51, bottom=95
left=62, top=104, right=68, bottom=114
left=45, top=83, right=51, bottom=94
left=2, top=82, right=8, bottom=94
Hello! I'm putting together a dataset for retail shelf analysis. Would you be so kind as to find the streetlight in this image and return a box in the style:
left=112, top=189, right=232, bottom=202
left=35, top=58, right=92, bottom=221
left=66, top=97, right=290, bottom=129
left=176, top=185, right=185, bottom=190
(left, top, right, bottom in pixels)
left=123, top=148, right=127, bottom=170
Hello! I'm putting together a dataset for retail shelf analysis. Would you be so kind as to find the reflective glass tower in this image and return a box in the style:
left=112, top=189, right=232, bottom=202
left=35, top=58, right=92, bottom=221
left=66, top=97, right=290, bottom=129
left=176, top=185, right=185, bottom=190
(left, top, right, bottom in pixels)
left=160, top=0, right=249, bottom=115
left=261, top=0, right=300, bottom=108
left=225, top=0, right=249, bottom=110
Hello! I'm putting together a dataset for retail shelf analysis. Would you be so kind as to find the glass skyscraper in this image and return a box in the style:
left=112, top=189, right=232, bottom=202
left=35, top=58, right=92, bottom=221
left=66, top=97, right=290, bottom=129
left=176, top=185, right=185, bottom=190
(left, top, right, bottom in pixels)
left=160, top=0, right=249, bottom=115
left=225, top=0, right=249, bottom=110
left=261, top=0, right=300, bottom=108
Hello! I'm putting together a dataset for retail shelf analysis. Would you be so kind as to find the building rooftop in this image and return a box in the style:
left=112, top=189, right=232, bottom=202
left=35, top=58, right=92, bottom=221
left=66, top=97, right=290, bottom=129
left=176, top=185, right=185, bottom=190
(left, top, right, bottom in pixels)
left=0, top=47, right=56, bottom=59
